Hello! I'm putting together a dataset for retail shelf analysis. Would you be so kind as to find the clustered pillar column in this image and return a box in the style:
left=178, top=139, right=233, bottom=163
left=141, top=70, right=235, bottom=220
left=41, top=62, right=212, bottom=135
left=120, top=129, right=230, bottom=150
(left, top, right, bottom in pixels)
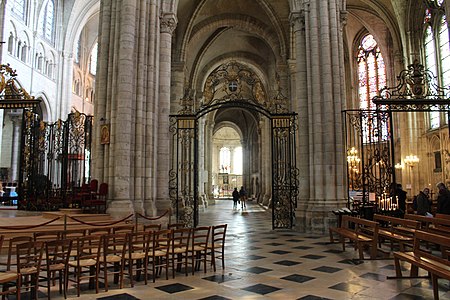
left=94, top=0, right=177, bottom=218
left=291, top=0, right=347, bottom=233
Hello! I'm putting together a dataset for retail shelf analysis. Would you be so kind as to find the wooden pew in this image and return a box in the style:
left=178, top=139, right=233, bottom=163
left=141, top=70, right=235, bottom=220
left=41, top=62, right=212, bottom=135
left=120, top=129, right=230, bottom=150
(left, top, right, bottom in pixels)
left=405, top=214, right=450, bottom=237
left=329, top=215, right=379, bottom=259
left=391, top=230, right=450, bottom=300
left=373, top=214, right=419, bottom=251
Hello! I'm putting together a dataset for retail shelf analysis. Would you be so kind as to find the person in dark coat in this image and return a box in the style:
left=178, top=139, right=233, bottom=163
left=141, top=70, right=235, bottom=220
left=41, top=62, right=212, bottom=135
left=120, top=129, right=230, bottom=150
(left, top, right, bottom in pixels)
left=239, top=186, right=247, bottom=209
left=416, top=187, right=431, bottom=216
left=436, top=182, right=450, bottom=215
left=232, top=187, right=239, bottom=209
left=396, top=184, right=407, bottom=213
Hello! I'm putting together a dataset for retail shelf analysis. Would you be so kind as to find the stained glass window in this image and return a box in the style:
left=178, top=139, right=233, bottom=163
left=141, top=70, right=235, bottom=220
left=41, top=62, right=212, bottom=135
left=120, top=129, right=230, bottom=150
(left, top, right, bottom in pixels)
left=74, top=37, right=81, bottom=64
left=423, top=5, right=449, bottom=129
left=357, top=34, right=388, bottom=143
left=38, top=0, right=55, bottom=42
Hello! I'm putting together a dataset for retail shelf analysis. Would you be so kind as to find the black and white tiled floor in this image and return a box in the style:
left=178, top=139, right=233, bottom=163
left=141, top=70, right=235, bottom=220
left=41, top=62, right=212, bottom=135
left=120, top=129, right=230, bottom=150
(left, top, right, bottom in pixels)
left=3, top=200, right=450, bottom=299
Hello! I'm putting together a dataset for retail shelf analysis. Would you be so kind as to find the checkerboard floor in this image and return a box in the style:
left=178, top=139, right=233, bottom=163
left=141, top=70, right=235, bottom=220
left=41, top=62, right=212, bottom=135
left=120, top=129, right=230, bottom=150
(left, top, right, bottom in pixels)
left=3, top=200, right=450, bottom=299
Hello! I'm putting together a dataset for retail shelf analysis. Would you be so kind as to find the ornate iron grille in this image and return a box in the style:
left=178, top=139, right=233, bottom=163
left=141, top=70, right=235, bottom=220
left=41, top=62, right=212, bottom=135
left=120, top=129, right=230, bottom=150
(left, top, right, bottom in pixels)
left=344, top=60, right=450, bottom=214
left=170, top=61, right=298, bottom=228
left=271, top=115, right=298, bottom=229
left=343, top=109, right=394, bottom=207
left=169, top=116, right=197, bottom=227
left=18, top=111, right=92, bottom=210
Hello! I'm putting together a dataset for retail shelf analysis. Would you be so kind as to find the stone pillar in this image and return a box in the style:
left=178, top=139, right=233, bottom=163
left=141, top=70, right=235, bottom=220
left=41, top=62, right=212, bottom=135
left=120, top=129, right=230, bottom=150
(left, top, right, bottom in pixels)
left=293, top=0, right=347, bottom=233
left=0, top=0, right=6, bottom=62
left=95, top=0, right=162, bottom=217
left=57, top=51, right=74, bottom=119
left=156, top=12, right=177, bottom=210
left=261, top=119, right=271, bottom=206
left=9, top=112, right=22, bottom=182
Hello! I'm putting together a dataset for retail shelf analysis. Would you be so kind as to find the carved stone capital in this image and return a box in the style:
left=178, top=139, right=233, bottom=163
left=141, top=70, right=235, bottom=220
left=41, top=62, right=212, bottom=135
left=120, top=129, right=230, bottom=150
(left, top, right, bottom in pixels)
left=340, top=10, right=348, bottom=27
left=160, top=13, right=178, bottom=34
left=289, top=11, right=305, bottom=32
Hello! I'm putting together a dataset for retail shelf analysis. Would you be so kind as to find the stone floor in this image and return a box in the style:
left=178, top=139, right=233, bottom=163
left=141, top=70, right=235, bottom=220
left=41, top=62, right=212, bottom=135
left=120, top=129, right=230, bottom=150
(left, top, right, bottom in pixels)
left=1, top=200, right=449, bottom=299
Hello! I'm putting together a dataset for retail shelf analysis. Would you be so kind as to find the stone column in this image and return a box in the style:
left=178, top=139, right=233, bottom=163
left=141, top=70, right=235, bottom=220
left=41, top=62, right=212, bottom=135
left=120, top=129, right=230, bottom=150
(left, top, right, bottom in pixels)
left=0, top=0, right=6, bottom=62
left=9, top=112, right=22, bottom=182
left=294, top=0, right=347, bottom=233
left=261, top=119, right=271, bottom=206
left=290, top=10, right=309, bottom=230
left=155, top=12, right=177, bottom=210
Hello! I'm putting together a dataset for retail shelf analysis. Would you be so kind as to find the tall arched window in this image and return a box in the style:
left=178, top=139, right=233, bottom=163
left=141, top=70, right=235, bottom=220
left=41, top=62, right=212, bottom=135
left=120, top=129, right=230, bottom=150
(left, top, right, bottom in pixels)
left=7, top=33, right=14, bottom=54
left=11, top=0, right=26, bottom=21
left=219, top=147, right=231, bottom=174
left=357, top=34, right=386, bottom=110
left=20, top=42, right=27, bottom=62
left=89, top=42, right=98, bottom=75
left=233, top=147, right=243, bottom=175
left=423, top=1, right=449, bottom=129
left=74, top=37, right=81, bottom=64
left=38, top=0, right=55, bottom=42
left=357, top=34, right=388, bottom=142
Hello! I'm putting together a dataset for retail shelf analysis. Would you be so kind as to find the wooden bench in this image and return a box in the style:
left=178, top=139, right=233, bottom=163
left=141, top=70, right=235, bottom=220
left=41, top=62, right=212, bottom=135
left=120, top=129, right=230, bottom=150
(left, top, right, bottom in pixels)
left=391, top=230, right=450, bottom=300
left=405, top=214, right=450, bottom=237
left=329, top=215, right=379, bottom=259
left=373, top=214, right=419, bottom=251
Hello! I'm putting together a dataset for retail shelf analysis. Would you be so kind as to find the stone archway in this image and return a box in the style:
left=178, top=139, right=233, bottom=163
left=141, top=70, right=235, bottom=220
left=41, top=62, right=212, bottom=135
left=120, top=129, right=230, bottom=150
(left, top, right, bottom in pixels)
left=169, top=61, right=298, bottom=228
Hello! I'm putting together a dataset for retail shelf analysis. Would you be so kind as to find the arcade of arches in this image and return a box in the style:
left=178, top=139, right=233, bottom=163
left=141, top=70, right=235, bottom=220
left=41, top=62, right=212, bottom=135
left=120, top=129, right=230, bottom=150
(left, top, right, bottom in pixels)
left=1, top=0, right=450, bottom=234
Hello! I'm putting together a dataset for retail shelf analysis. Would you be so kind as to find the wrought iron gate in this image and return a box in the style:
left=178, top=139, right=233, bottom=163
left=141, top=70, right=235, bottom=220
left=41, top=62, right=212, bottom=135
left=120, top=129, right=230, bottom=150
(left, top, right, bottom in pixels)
left=343, top=109, right=394, bottom=206
left=169, top=111, right=298, bottom=228
left=344, top=60, right=450, bottom=212
left=271, top=115, right=299, bottom=228
left=169, top=61, right=298, bottom=228
left=19, top=110, right=93, bottom=210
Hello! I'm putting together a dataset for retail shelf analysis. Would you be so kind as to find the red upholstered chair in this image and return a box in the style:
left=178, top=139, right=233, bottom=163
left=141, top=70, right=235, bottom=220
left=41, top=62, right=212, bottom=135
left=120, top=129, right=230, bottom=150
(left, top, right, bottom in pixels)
left=90, top=179, right=99, bottom=194
left=91, top=183, right=108, bottom=213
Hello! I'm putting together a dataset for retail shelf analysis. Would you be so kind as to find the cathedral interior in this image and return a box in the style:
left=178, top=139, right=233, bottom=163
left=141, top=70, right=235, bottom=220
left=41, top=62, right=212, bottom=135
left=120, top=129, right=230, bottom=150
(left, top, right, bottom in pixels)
left=1, top=0, right=450, bottom=232
left=1, top=0, right=450, bottom=299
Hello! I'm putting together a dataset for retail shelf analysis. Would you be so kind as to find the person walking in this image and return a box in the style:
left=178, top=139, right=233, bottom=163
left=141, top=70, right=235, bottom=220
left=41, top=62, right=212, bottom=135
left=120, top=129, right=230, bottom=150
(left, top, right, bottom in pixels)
left=232, top=187, right=239, bottom=209
left=239, top=186, right=247, bottom=209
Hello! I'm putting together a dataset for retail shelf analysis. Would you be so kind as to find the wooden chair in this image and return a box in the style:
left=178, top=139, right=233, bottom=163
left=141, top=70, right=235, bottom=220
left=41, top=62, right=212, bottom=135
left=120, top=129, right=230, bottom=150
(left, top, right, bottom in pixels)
left=188, top=226, right=211, bottom=274
left=167, top=223, right=185, bottom=230
left=0, top=235, right=21, bottom=299
left=92, top=183, right=108, bottom=213
left=90, top=179, right=99, bottom=195
left=68, top=235, right=102, bottom=297
left=142, top=223, right=162, bottom=232
left=124, top=231, right=151, bottom=287
left=87, top=227, right=111, bottom=236
left=112, top=224, right=135, bottom=235
left=61, top=228, right=86, bottom=240
left=34, top=231, right=61, bottom=242
left=99, top=233, right=128, bottom=291
left=16, top=241, right=44, bottom=300
left=41, top=239, right=73, bottom=300
left=0, top=236, right=33, bottom=271
left=169, top=228, right=191, bottom=278
left=208, top=224, right=227, bottom=272
left=149, top=229, right=171, bottom=282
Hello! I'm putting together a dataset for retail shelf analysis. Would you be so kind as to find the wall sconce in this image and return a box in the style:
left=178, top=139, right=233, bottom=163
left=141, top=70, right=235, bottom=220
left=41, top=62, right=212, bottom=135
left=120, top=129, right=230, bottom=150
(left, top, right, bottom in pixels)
left=347, top=147, right=360, bottom=164
left=395, top=162, right=404, bottom=169
left=404, top=154, right=419, bottom=167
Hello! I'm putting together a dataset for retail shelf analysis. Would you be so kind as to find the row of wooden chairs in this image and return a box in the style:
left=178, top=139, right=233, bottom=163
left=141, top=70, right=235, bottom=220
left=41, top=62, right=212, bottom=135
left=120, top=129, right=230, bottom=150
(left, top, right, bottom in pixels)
left=0, top=223, right=227, bottom=299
